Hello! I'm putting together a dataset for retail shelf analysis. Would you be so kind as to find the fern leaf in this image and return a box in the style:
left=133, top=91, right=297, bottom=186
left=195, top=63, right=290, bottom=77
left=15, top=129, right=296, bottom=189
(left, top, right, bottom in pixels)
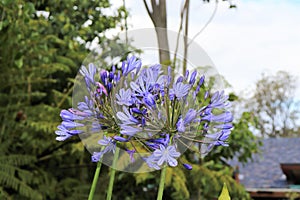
left=0, top=171, right=42, bottom=200
left=0, top=155, right=36, bottom=166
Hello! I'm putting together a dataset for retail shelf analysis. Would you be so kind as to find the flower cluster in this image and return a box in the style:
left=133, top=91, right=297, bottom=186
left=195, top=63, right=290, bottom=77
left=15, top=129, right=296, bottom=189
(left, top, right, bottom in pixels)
left=55, top=56, right=233, bottom=170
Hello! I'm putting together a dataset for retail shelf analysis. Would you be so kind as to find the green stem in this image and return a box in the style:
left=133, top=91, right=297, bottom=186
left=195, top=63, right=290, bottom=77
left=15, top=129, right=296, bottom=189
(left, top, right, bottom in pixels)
left=88, top=161, right=102, bottom=200
left=157, top=165, right=167, bottom=200
left=106, top=147, right=120, bottom=200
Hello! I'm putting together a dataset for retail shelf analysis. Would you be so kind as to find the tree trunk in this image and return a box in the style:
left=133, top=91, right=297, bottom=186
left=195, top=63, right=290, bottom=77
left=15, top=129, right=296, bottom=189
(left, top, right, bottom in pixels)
left=155, top=27, right=170, bottom=63
left=143, top=0, right=170, bottom=63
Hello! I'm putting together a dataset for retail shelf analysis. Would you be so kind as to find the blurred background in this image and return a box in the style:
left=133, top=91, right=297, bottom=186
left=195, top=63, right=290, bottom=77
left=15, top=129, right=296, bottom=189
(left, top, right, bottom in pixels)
left=0, top=0, right=299, bottom=199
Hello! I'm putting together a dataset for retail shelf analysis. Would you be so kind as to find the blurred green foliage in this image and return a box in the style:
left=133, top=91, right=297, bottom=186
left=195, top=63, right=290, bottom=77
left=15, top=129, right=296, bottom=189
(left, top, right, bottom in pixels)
left=244, top=71, right=300, bottom=137
left=0, top=0, right=127, bottom=199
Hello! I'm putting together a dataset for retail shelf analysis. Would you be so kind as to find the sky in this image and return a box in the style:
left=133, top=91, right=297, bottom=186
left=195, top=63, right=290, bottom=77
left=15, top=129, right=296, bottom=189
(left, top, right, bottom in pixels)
left=110, top=0, right=300, bottom=98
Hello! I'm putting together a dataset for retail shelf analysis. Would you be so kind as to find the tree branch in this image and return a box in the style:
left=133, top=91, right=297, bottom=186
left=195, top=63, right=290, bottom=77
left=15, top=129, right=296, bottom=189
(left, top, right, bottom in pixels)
left=188, top=0, right=218, bottom=47
left=143, top=0, right=154, bottom=23
left=173, top=1, right=188, bottom=69
left=183, top=0, right=190, bottom=74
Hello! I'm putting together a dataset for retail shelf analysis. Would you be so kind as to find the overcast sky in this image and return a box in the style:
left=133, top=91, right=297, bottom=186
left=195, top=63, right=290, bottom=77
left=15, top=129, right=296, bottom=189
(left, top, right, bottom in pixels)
left=111, top=0, right=300, bottom=97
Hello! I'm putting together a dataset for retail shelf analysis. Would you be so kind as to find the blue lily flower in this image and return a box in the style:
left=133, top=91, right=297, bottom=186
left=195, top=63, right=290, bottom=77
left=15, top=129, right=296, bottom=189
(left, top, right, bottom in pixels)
left=152, top=144, right=180, bottom=167
left=116, top=88, right=133, bottom=106
left=79, top=63, right=97, bottom=89
left=55, top=125, right=83, bottom=141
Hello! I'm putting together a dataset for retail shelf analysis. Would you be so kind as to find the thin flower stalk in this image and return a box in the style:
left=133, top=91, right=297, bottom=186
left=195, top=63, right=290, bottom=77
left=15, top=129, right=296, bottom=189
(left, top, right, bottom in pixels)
left=106, top=147, right=120, bottom=200
left=88, top=161, right=102, bottom=200
left=157, top=165, right=167, bottom=200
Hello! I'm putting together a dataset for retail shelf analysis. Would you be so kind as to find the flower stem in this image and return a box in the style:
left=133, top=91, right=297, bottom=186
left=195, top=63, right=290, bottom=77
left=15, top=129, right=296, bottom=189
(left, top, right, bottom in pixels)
left=88, top=161, right=102, bottom=200
left=157, top=166, right=167, bottom=200
left=106, top=147, right=120, bottom=200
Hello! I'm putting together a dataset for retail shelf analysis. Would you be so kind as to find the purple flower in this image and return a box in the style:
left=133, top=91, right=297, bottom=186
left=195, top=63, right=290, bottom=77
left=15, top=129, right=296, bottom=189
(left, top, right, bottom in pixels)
left=170, top=82, right=190, bottom=99
left=60, top=109, right=85, bottom=121
left=77, top=96, right=95, bottom=117
left=99, top=136, right=112, bottom=145
left=176, top=109, right=198, bottom=132
left=98, top=136, right=116, bottom=151
left=145, top=141, right=160, bottom=150
left=189, top=70, right=197, bottom=85
left=130, top=80, right=156, bottom=108
left=109, top=71, right=114, bottom=81
left=201, top=111, right=233, bottom=123
left=184, top=109, right=198, bottom=124
left=92, top=151, right=104, bottom=162
left=61, top=121, right=84, bottom=129
left=55, top=125, right=83, bottom=141
left=184, top=70, right=189, bottom=80
left=131, top=108, right=147, bottom=115
left=130, top=81, right=144, bottom=95
left=208, top=91, right=230, bottom=109
left=100, top=70, right=108, bottom=84
left=141, top=117, right=146, bottom=127
left=99, top=68, right=119, bottom=94
left=79, top=63, right=97, bottom=89
left=116, top=71, right=121, bottom=82
left=193, top=76, right=205, bottom=98
left=145, top=155, right=160, bottom=170
left=92, top=136, right=116, bottom=162
left=205, top=130, right=231, bottom=147
left=126, top=149, right=136, bottom=162
left=117, top=106, right=139, bottom=125
left=167, top=66, right=172, bottom=85
left=214, top=123, right=233, bottom=130
left=176, top=76, right=184, bottom=83
left=107, top=82, right=113, bottom=93
left=183, top=163, right=192, bottom=170
left=152, top=145, right=180, bottom=167
left=149, top=134, right=170, bottom=146
left=176, top=118, right=185, bottom=132
left=199, top=75, right=205, bottom=86
left=140, top=64, right=162, bottom=86
left=56, top=55, right=234, bottom=171
left=68, top=108, right=91, bottom=117
left=91, top=121, right=102, bottom=132
left=143, top=92, right=156, bottom=108
left=122, top=56, right=141, bottom=76
left=120, top=125, right=140, bottom=136
left=95, top=82, right=108, bottom=96
left=113, top=135, right=128, bottom=142
left=116, top=88, right=133, bottom=106
left=204, top=90, right=209, bottom=99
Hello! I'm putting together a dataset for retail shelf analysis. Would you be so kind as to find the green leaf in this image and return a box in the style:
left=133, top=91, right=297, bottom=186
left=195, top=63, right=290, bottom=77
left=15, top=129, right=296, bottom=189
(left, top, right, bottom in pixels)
left=218, top=183, right=231, bottom=200
left=14, top=57, right=23, bottom=68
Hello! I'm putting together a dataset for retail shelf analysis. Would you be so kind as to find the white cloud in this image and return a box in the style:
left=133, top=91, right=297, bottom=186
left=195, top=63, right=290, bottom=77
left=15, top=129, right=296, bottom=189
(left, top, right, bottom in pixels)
left=193, top=0, right=300, bottom=96
left=114, top=0, right=300, bottom=98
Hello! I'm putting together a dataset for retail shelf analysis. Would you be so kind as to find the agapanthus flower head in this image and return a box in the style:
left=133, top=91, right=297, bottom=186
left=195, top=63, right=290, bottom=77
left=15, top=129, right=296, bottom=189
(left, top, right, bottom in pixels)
left=56, top=55, right=233, bottom=173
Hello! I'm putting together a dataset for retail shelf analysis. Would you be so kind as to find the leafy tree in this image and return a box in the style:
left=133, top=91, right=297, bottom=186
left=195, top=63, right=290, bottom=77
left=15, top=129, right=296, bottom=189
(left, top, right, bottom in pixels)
left=111, top=151, right=252, bottom=200
left=244, top=71, right=300, bottom=137
left=205, top=111, right=261, bottom=164
left=0, top=0, right=128, bottom=199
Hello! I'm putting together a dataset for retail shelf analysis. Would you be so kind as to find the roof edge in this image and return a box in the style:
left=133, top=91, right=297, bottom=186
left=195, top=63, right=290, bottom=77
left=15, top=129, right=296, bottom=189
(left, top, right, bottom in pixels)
left=247, top=188, right=300, bottom=192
